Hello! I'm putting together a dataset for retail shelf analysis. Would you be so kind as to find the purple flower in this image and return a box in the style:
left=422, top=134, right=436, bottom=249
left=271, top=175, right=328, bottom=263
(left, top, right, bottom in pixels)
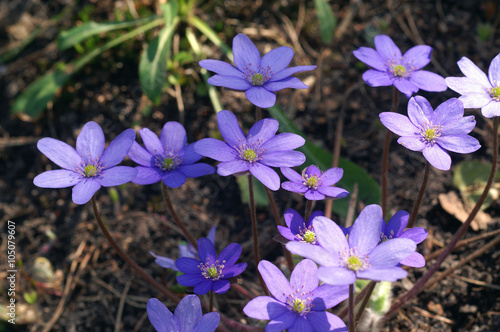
left=381, top=211, right=428, bottom=268
left=194, top=110, right=306, bottom=191
left=33, top=121, right=137, bottom=205
left=128, top=121, right=214, bottom=188
left=353, top=35, right=447, bottom=98
left=380, top=96, right=480, bottom=171
left=243, top=259, right=348, bottom=332
left=445, top=55, right=500, bottom=118
left=147, top=296, right=219, bottom=332
left=278, top=209, right=325, bottom=245
left=150, top=226, right=216, bottom=272
left=281, top=165, right=349, bottom=200
left=287, top=204, right=416, bottom=285
left=176, top=237, right=247, bottom=295
left=199, top=34, right=316, bottom=108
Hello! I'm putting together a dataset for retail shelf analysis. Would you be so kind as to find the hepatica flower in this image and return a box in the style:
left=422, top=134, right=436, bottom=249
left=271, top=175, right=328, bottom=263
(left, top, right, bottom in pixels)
left=194, top=110, right=306, bottom=191
left=353, top=35, right=446, bottom=98
left=278, top=209, right=324, bottom=245
left=287, top=205, right=416, bottom=285
left=33, top=121, right=137, bottom=205
left=243, top=259, right=348, bottom=332
left=176, top=238, right=247, bottom=295
left=128, top=121, right=214, bottom=188
left=147, top=296, right=219, bottom=332
left=445, top=54, right=500, bottom=118
left=281, top=165, right=349, bottom=200
left=380, top=96, right=480, bottom=171
left=199, top=33, right=316, bottom=108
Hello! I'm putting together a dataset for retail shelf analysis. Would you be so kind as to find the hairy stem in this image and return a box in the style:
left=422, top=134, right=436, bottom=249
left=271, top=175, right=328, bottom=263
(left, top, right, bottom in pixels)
left=407, top=162, right=430, bottom=228
left=348, top=284, right=355, bottom=332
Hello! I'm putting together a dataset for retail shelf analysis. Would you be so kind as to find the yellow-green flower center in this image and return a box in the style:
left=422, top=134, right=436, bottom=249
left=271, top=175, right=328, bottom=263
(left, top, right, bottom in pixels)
left=303, top=230, right=316, bottom=243
left=490, top=86, right=500, bottom=100
left=163, top=158, right=174, bottom=169
left=347, top=256, right=362, bottom=271
left=292, top=298, right=306, bottom=313
left=252, top=73, right=264, bottom=85
left=306, top=176, right=319, bottom=189
left=84, top=165, right=98, bottom=177
left=419, top=122, right=443, bottom=144
left=207, top=266, right=218, bottom=278
left=243, top=148, right=257, bottom=161
left=392, top=64, right=406, bottom=76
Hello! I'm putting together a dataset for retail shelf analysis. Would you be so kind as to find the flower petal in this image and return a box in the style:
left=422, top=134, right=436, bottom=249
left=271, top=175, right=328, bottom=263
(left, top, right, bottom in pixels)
left=175, top=295, right=202, bottom=332
left=218, top=243, right=242, bottom=267
left=223, top=262, right=247, bottom=278
left=400, top=252, right=426, bottom=268
left=245, top=86, right=277, bottom=108
left=37, top=138, right=82, bottom=170
left=397, top=136, right=426, bottom=151
left=319, top=167, right=343, bottom=186
left=232, top=34, right=261, bottom=71
left=175, top=257, right=201, bottom=274
left=34, top=170, right=82, bottom=188
left=147, top=298, right=176, bottom=332
left=163, top=169, right=187, bottom=188
left=261, top=46, right=294, bottom=73
left=207, top=75, right=252, bottom=90
left=489, top=54, right=500, bottom=83
left=280, top=167, right=302, bottom=183
left=247, top=118, right=279, bottom=144
left=288, top=317, right=313, bottom=332
left=353, top=47, right=387, bottom=71
left=278, top=226, right=295, bottom=241
left=72, top=179, right=101, bottom=204
left=149, top=251, right=178, bottom=270
left=312, top=284, right=349, bottom=310
left=400, top=227, right=428, bottom=244
left=362, top=69, right=394, bottom=87
left=264, top=77, right=308, bottom=91
left=438, top=135, right=480, bottom=154
left=269, top=65, right=316, bottom=82
left=403, top=45, right=432, bottom=70
left=304, top=189, right=325, bottom=200
left=308, top=311, right=347, bottom=332
left=139, top=128, right=163, bottom=156
left=317, top=186, right=349, bottom=199
left=261, top=133, right=305, bottom=153
left=459, top=93, right=493, bottom=109
left=212, top=279, right=231, bottom=294
left=98, top=166, right=137, bottom=186
left=369, top=238, right=416, bottom=268
left=160, top=122, right=187, bottom=153
left=393, top=78, right=419, bottom=98
left=356, top=267, right=408, bottom=281
left=76, top=121, right=105, bottom=161
left=284, top=208, right=304, bottom=229
left=243, top=296, right=287, bottom=320
left=249, top=163, right=280, bottom=191
left=199, top=59, right=245, bottom=78
left=408, top=96, right=433, bottom=128
left=217, top=160, right=249, bottom=176
left=193, top=280, right=213, bottom=295
left=457, top=56, right=491, bottom=88
left=348, top=204, right=384, bottom=256
left=481, top=100, right=500, bottom=118
left=217, top=110, right=246, bottom=148
left=132, top=166, right=163, bottom=185
left=181, top=143, right=203, bottom=165
left=282, top=181, right=308, bottom=194
left=386, top=210, right=409, bottom=237
left=100, top=129, right=136, bottom=167
left=192, top=312, right=220, bottom=332
left=374, top=35, right=402, bottom=60
left=286, top=242, right=337, bottom=266
left=128, top=142, right=154, bottom=167
left=261, top=150, right=305, bottom=167
left=179, top=163, right=215, bottom=178
left=258, top=260, right=291, bottom=302
left=313, top=216, right=348, bottom=259
left=198, top=238, right=216, bottom=262
left=317, top=266, right=356, bottom=285
left=379, top=112, right=417, bottom=137
left=445, top=77, right=488, bottom=95
left=194, top=138, right=237, bottom=162
left=422, top=145, right=451, bottom=170
left=432, top=98, right=464, bottom=124
left=409, top=70, right=447, bottom=92
left=304, top=165, right=321, bottom=177
left=290, top=259, right=319, bottom=293
left=176, top=273, right=204, bottom=287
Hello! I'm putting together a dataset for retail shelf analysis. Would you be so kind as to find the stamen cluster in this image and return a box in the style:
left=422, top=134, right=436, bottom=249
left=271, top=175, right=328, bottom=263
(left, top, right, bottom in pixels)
left=199, top=258, right=225, bottom=281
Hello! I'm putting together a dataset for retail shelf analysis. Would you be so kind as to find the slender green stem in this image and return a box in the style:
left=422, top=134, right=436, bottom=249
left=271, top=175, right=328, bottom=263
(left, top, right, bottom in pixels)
left=407, top=162, right=430, bottom=228
left=91, top=197, right=179, bottom=303
left=381, top=87, right=399, bottom=217
left=383, top=117, right=499, bottom=320
left=161, top=182, right=198, bottom=250
left=348, top=284, right=355, bottom=332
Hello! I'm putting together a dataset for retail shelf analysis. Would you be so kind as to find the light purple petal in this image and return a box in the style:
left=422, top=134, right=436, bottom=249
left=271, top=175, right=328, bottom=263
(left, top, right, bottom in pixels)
left=304, top=189, right=325, bottom=200
left=311, top=284, right=349, bottom=310
left=317, top=266, right=356, bottom=285
left=397, top=136, right=426, bottom=151
left=269, top=65, right=316, bottom=82
left=267, top=314, right=296, bottom=332
left=457, top=56, right=491, bottom=88
left=100, top=129, right=135, bottom=167
left=264, top=77, right=308, bottom=91
left=438, top=135, right=480, bottom=154
left=217, top=160, right=249, bottom=176
left=278, top=226, right=295, bottom=241
left=317, top=186, right=349, bottom=199
left=261, top=150, right=305, bottom=167
left=284, top=208, right=304, bottom=229
left=180, top=143, right=203, bottom=165
left=160, top=122, right=187, bottom=153
left=149, top=251, right=178, bottom=270
left=488, top=53, right=500, bottom=83
left=37, top=138, right=82, bottom=170
left=393, top=78, right=419, bottom=98
left=403, top=45, right=432, bottom=70
left=308, top=312, right=347, bottom=332
left=175, top=257, right=202, bottom=274
left=199, top=59, right=245, bottom=78
left=139, top=128, right=163, bottom=156
left=280, top=167, right=302, bottom=183
left=445, top=77, right=488, bottom=95
left=459, top=93, right=493, bottom=109
left=128, top=142, right=153, bottom=167
left=368, top=238, right=416, bottom=268
left=147, top=298, right=176, bottom=332
left=261, top=46, right=294, bottom=73
left=400, top=252, right=426, bottom=268
left=386, top=210, right=409, bottom=237
left=72, top=179, right=101, bottom=204
left=304, top=165, right=321, bottom=177
left=356, top=267, right=408, bottom=282
left=247, top=118, right=279, bottom=144
left=216, top=110, right=245, bottom=148
left=76, top=121, right=105, bottom=161
left=379, top=112, right=417, bottom=137
left=432, top=98, right=464, bottom=124
left=362, top=69, right=394, bottom=87
left=409, top=70, right=447, bottom=92
left=207, top=226, right=216, bottom=245
left=481, top=100, right=500, bottom=118
left=192, top=312, right=220, bottom=332
left=193, top=280, right=213, bottom=295
left=352, top=47, right=387, bottom=71
left=162, top=169, right=187, bottom=188
left=34, top=170, right=82, bottom=188
left=400, top=227, right=428, bottom=244
left=422, top=145, right=451, bottom=170
left=319, top=167, right=343, bottom=186
left=132, top=166, right=163, bottom=185
left=179, top=163, right=215, bottom=178
left=286, top=242, right=337, bottom=266
left=258, top=260, right=291, bottom=302
left=282, top=181, right=308, bottom=194
left=374, top=35, right=402, bottom=60
left=194, top=138, right=237, bottom=162
left=98, top=166, right=137, bottom=186
left=313, top=216, right=348, bottom=259
left=408, top=96, right=433, bottom=127
left=261, top=133, right=305, bottom=153
left=249, top=163, right=280, bottom=191
left=441, top=116, right=477, bottom=136
left=218, top=243, right=242, bottom=267
left=175, top=295, right=202, bottom=332
left=212, top=279, right=230, bottom=294
left=290, top=259, right=318, bottom=293
left=243, top=296, right=287, bottom=320
left=207, top=75, right=252, bottom=90
left=348, top=204, right=384, bottom=256
left=245, top=86, right=277, bottom=108
left=232, top=34, right=261, bottom=71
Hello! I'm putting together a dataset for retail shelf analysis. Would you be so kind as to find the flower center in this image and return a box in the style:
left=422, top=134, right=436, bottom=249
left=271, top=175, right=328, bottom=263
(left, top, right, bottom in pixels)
left=292, top=299, right=306, bottom=313
left=199, top=258, right=225, bottom=281
left=347, top=256, right=362, bottom=271
left=341, top=248, right=369, bottom=272
left=302, top=168, right=322, bottom=190
left=418, top=121, right=443, bottom=145
left=392, top=64, right=407, bottom=76
left=387, top=58, right=414, bottom=78
left=380, top=230, right=395, bottom=243
left=75, top=154, right=104, bottom=178
left=243, top=148, right=257, bottom=161
left=154, top=153, right=182, bottom=171
left=242, top=63, right=273, bottom=86
left=236, top=138, right=265, bottom=164
left=296, top=224, right=318, bottom=244
left=84, top=164, right=98, bottom=177
left=489, top=86, right=500, bottom=101
left=252, top=73, right=264, bottom=86
left=286, top=288, right=313, bottom=316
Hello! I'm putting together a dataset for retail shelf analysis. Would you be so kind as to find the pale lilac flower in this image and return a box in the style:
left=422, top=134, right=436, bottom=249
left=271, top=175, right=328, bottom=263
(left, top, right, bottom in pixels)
left=128, top=121, right=214, bottom=188
left=380, top=96, right=480, bottom=171
left=353, top=35, right=447, bottom=98
left=278, top=209, right=325, bottom=245
left=281, top=165, right=349, bottom=200
left=243, top=259, right=348, bottom=332
left=200, top=34, right=316, bottom=108
left=34, top=121, right=137, bottom=205
left=147, top=296, right=219, bottom=332
left=287, top=204, right=416, bottom=285
left=194, top=110, right=306, bottom=191
left=445, top=54, right=500, bottom=118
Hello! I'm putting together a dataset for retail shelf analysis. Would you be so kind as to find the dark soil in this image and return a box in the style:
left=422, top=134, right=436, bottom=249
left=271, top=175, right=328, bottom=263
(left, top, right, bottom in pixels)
left=1, top=0, right=499, bottom=331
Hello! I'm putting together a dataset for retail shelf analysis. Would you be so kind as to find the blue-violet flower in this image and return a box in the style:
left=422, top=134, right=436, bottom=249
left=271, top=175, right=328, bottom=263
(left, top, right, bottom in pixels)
left=199, top=33, right=316, bottom=108
left=278, top=209, right=325, bottom=245
left=34, top=121, right=137, bottom=205
left=353, top=35, right=447, bottom=98
left=380, top=96, right=480, bottom=171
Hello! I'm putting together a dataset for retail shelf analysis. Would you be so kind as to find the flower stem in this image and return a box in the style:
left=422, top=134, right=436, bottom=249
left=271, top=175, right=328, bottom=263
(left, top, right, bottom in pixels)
left=381, top=87, right=399, bottom=217
left=304, top=199, right=314, bottom=221
left=407, top=162, right=430, bottom=228
left=383, top=117, right=499, bottom=320
left=248, top=174, right=269, bottom=295
left=264, top=187, right=295, bottom=271
left=209, top=290, right=214, bottom=313
left=161, top=182, right=198, bottom=250
left=90, top=197, right=180, bottom=303
left=256, top=107, right=262, bottom=122
left=348, top=284, right=355, bottom=332
left=354, top=281, right=376, bottom=323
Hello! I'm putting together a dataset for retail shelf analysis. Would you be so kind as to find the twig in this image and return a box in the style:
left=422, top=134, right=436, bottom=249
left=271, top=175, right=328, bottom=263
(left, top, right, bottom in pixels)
left=407, top=162, right=430, bottom=228
left=114, top=280, right=132, bottom=332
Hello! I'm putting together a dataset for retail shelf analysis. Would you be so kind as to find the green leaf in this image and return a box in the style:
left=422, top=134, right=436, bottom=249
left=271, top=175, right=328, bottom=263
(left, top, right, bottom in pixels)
left=236, top=176, right=269, bottom=207
left=187, top=16, right=233, bottom=61
left=139, top=17, right=180, bottom=105
left=314, top=0, right=336, bottom=44
left=11, top=67, right=70, bottom=117
left=57, top=16, right=160, bottom=51
left=24, top=291, right=37, bottom=304
left=268, top=105, right=380, bottom=218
